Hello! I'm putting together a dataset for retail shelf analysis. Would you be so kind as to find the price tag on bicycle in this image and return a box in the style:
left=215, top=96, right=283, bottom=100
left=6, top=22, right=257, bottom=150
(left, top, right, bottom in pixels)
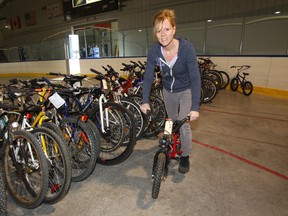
left=164, top=118, right=173, bottom=135
left=48, top=92, right=65, bottom=109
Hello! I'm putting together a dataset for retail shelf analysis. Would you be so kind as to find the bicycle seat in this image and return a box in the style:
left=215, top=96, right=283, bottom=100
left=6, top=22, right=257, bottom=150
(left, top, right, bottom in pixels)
left=243, top=72, right=249, bottom=76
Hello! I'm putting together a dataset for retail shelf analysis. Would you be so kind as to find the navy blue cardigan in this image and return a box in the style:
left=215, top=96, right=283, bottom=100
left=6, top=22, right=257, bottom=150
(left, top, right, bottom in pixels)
left=142, top=37, right=201, bottom=111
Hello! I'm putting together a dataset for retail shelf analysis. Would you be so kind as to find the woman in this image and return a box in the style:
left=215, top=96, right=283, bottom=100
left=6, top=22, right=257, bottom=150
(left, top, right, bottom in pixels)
left=140, top=9, right=201, bottom=174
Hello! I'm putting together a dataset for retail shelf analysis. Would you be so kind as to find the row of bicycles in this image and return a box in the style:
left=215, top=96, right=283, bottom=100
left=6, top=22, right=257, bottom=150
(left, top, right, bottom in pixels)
left=0, top=58, right=254, bottom=212
left=198, top=57, right=253, bottom=100
left=0, top=60, right=171, bottom=212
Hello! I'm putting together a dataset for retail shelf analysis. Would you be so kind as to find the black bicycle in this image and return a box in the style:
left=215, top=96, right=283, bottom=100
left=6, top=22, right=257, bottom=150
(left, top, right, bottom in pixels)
left=230, top=65, right=253, bottom=96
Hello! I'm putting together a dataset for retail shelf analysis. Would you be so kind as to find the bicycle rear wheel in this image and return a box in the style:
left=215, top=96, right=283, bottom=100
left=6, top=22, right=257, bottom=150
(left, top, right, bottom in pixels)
left=31, top=127, right=72, bottom=204
left=152, top=152, right=166, bottom=199
left=206, top=70, right=222, bottom=90
left=3, top=130, right=49, bottom=209
left=230, top=78, right=238, bottom=91
left=120, top=97, right=145, bottom=140
left=60, top=115, right=98, bottom=182
left=88, top=102, right=136, bottom=165
left=202, top=76, right=218, bottom=103
left=242, top=81, right=253, bottom=96
left=218, top=70, right=230, bottom=90
left=129, top=94, right=166, bottom=137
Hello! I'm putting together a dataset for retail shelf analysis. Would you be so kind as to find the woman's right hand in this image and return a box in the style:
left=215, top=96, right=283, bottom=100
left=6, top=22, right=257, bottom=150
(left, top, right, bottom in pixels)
left=140, top=103, right=150, bottom=114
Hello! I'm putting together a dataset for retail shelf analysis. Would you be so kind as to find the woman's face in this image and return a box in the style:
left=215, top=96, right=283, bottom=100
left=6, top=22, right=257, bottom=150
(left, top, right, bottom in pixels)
left=155, top=18, right=175, bottom=47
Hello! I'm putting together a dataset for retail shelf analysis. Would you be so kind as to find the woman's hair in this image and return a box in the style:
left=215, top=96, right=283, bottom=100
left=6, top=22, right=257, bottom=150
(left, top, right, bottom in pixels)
left=152, top=9, right=176, bottom=41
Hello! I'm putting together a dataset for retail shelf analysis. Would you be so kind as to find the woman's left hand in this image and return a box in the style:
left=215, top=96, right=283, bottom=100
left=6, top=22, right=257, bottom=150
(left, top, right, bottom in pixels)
left=189, top=111, right=199, bottom=121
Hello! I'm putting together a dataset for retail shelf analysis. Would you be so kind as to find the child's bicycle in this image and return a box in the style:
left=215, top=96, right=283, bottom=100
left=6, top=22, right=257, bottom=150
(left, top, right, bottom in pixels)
left=230, top=65, right=253, bottom=96
left=151, top=115, right=190, bottom=199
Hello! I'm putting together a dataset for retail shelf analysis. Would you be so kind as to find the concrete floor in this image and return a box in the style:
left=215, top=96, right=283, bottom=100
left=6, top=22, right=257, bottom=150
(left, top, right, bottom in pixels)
left=6, top=90, right=288, bottom=216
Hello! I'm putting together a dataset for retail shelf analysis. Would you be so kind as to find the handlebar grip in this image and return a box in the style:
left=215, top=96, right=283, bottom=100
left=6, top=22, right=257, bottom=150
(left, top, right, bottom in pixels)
left=48, top=72, right=61, bottom=76
left=90, top=68, right=102, bottom=75
left=41, top=77, right=52, bottom=85
left=102, top=66, right=108, bottom=71
left=9, top=78, right=18, bottom=84
left=130, top=60, right=139, bottom=66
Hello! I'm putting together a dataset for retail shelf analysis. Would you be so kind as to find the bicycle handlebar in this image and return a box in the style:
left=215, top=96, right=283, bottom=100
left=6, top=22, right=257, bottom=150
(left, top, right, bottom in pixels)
left=90, top=68, right=103, bottom=75
left=0, top=103, right=21, bottom=111
left=172, top=116, right=190, bottom=133
left=230, top=65, right=251, bottom=69
left=48, top=72, right=66, bottom=76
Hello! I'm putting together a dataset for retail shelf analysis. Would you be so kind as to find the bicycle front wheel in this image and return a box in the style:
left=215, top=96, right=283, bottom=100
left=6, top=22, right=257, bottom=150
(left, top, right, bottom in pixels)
left=3, top=130, right=49, bottom=209
left=31, top=127, right=72, bottom=204
left=152, top=152, right=166, bottom=199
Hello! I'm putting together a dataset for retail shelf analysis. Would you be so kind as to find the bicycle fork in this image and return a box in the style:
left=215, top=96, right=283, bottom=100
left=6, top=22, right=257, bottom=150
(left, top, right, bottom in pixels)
left=99, top=94, right=109, bottom=134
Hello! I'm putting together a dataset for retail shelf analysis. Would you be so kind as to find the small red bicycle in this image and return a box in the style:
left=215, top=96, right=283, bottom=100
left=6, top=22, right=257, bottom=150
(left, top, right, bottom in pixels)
left=151, top=116, right=190, bottom=199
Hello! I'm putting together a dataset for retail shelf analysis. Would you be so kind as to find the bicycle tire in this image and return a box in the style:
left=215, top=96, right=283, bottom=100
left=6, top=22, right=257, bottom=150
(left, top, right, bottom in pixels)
left=31, top=127, right=72, bottom=204
left=202, top=76, right=218, bottom=103
left=83, top=119, right=101, bottom=158
left=3, top=130, right=49, bottom=209
left=89, top=102, right=136, bottom=165
left=230, top=77, right=238, bottom=91
left=200, top=85, right=205, bottom=105
left=206, top=70, right=222, bottom=90
left=242, top=81, right=253, bottom=96
left=218, top=70, right=230, bottom=90
left=0, top=164, right=7, bottom=216
left=60, top=115, right=98, bottom=182
left=120, top=97, right=145, bottom=140
left=152, top=152, right=166, bottom=199
left=42, top=121, right=67, bottom=145
left=129, top=94, right=167, bottom=137
left=88, top=101, right=126, bottom=151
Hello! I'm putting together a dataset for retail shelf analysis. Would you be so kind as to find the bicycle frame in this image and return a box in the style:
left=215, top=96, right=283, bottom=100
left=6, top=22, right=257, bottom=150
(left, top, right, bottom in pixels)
left=152, top=116, right=189, bottom=176
left=0, top=110, right=38, bottom=172
left=232, top=65, right=250, bottom=86
left=17, top=88, right=58, bottom=157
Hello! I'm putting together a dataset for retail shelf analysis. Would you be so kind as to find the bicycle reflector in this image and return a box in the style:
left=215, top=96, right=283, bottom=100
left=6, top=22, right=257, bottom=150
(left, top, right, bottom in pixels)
left=81, top=115, right=88, bottom=122
left=26, top=113, right=33, bottom=119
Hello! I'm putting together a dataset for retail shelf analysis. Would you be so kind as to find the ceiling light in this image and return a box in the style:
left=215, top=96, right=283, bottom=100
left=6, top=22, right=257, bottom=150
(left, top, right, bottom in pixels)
left=274, top=11, right=281, bottom=14
left=207, top=19, right=212, bottom=23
